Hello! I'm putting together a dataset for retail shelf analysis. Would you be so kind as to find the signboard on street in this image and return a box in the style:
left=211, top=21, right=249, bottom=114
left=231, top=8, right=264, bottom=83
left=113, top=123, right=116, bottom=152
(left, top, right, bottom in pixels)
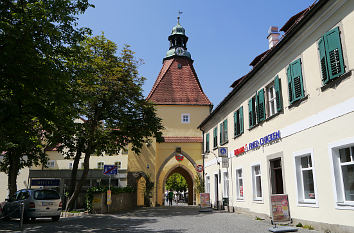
left=195, top=165, right=203, bottom=172
left=107, top=190, right=112, bottom=205
left=200, top=193, right=210, bottom=208
left=222, top=157, right=229, bottom=168
left=270, top=194, right=291, bottom=223
left=218, top=147, right=228, bottom=157
left=103, top=165, right=118, bottom=175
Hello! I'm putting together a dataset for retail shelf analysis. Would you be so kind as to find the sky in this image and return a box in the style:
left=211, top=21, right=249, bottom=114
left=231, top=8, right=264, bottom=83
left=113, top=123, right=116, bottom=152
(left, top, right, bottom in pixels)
left=77, top=0, right=316, bottom=108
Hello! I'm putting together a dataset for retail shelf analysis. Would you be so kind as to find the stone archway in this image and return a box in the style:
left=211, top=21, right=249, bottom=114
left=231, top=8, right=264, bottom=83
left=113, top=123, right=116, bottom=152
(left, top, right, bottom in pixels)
left=156, top=151, right=197, bottom=206
left=163, top=164, right=194, bottom=205
left=137, top=176, right=146, bottom=206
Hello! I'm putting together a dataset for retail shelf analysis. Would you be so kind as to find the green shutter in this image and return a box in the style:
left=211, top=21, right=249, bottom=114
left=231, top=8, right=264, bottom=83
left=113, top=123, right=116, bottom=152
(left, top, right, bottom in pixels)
left=206, top=133, right=209, bottom=152
left=220, top=123, right=223, bottom=144
left=324, top=27, right=344, bottom=80
left=274, top=76, right=282, bottom=112
left=224, top=119, right=228, bottom=142
left=318, top=37, right=330, bottom=85
left=257, top=89, right=266, bottom=122
left=239, top=106, right=244, bottom=134
left=234, top=111, right=237, bottom=137
left=248, top=98, right=253, bottom=127
left=287, top=65, right=294, bottom=104
left=213, top=127, right=217, bottom=148
left=290, top=58, right=304, bottom=102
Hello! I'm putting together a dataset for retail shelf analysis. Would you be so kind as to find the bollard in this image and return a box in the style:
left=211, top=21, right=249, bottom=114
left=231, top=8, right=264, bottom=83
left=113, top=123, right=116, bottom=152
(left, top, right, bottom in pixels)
left=20, top=201, right=25, bottom=231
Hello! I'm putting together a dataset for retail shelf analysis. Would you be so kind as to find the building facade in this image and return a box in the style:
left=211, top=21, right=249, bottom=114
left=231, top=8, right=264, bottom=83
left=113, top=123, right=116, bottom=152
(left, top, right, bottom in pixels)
left=199, top=0, right=354, bottom=231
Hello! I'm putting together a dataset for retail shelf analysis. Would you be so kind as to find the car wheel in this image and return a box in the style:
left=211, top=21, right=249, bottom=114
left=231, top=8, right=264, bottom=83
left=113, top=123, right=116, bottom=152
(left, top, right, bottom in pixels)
left=52, top=216, right=60, bottom=221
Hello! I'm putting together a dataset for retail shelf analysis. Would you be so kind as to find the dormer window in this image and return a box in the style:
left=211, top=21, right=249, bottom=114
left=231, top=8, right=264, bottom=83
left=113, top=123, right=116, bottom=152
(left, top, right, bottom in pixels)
left=181, top=113, right=190, bottom=123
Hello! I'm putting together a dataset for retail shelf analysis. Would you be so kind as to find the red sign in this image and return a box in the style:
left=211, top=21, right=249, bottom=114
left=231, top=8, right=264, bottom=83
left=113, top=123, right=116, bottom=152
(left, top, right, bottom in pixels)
left=196, top=165, right=203, bottom=172
left=175, top=154, right=184, bottom=161
left=234, top=145, right=247, bottom=156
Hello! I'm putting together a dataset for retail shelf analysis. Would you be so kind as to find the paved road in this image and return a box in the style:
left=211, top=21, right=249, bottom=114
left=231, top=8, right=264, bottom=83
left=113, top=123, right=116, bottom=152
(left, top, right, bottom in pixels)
left=0, top=206, right=319, bottom=233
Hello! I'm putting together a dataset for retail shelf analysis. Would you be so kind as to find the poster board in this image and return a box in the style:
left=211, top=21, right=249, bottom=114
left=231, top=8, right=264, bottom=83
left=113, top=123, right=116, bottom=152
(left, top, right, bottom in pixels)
left=200, top=193, right=211, bottom=208
left=270, top=194, right=291, bottom=223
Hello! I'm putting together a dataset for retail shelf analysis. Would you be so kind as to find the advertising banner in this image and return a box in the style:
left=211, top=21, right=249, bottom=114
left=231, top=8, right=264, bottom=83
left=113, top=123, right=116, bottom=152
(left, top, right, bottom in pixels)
left=200, top=193, right=210, bottom=208
left=107, top=190, right=112, bottom=206
left=270, top=194, right=291, bottom=223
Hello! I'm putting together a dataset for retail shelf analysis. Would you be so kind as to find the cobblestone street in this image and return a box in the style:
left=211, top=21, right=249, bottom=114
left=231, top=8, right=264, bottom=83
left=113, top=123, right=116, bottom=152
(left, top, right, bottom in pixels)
left=0, top=206, right=319, bottom=233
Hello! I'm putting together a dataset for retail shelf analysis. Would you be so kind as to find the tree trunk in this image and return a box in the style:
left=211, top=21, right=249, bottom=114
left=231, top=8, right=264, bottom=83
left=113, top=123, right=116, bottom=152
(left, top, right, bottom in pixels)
left=65, top=148, right=82, bottom=211
left=65, top=147, right=92, bottom=211
left=8, top=152, right=19, bottom=198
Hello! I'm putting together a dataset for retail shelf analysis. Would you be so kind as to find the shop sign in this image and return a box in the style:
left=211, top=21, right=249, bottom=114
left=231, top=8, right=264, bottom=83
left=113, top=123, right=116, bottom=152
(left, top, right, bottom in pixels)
left=270, top=194, right=291, bottom=223
left=175, top=154, right=184, bottom=161
left=200, top=193, right=210, bottom=208
left=195, top=165, right=203, bottom=172
left=31, top=179, right=60, bottom=187
left=234, top=130, right=281, bottom=156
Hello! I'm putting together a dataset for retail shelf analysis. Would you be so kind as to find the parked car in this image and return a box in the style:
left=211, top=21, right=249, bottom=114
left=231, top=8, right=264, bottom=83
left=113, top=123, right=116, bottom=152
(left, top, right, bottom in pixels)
left=2, top=189, right=62, bottom=222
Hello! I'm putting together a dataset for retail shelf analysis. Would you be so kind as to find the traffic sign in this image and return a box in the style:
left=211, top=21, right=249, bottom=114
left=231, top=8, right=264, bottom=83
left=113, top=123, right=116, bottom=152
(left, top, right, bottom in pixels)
left=222, top=157, right=229, bottom=168
left=218, top=147, right=228, bottom=157
left=196, top=165, right=203, bottom=172
left=103, top=165, right=118, bottom=175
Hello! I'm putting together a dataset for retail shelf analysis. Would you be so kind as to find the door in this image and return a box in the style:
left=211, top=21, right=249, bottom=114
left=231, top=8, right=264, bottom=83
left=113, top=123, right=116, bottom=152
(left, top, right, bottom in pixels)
left=270, top=158, right=284, bottom=194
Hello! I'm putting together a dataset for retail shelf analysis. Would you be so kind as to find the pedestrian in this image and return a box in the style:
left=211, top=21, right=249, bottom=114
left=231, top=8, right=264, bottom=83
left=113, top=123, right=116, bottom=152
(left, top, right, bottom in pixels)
left=168, top=190, right=173, bottom=206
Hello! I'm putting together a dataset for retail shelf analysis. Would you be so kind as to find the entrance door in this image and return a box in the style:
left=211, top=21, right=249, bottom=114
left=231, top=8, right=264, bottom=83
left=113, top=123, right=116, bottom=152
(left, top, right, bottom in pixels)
left=214, top=174, right=219, bottom=208
left=270, top=158, right=284, bottom=194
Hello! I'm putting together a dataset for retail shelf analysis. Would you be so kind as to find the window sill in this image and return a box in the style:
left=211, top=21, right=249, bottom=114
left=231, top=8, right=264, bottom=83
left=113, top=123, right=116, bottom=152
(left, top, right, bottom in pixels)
left=213, top=147, right=218, bottom=151
left=253, top=199, right=264, bottom=204
left=297, top=201, right=318, bottom=208
left=220, top=140, right=228, bottom=146
left=321, top=70, right=352, bottom=92
left=288, top=95, right=308, bottom=109
left=336, top=202, right=354, bottom=210
left=265, top=110, right=282, bottom=122
left=234, top=133, right=243, bottom=139
left=236, top=198, right=245, bottom=202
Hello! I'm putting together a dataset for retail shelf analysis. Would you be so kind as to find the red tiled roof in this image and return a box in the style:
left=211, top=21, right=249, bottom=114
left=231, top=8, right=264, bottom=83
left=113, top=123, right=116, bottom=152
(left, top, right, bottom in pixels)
left=147, top=57, right=212, bottom=106
left=249, top=49, right=270, bottom=67
left=162, top=136, right=203, bottom=143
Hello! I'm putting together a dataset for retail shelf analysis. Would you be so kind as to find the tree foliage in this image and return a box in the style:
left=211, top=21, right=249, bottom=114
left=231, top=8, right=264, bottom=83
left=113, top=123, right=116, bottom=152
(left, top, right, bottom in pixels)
left=0, top=0, right=92, bottom=197
left=166, top=173, right=188, bottom=192
left=62, top=34, right=164, bottom=210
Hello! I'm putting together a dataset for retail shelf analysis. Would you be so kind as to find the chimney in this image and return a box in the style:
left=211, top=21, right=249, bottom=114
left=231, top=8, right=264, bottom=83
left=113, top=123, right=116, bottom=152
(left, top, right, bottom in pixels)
left=267, top=26, right=280, bottom=49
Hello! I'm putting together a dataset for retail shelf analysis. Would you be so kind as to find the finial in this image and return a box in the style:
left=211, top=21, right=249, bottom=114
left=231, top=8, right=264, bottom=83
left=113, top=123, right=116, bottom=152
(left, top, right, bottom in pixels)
left=178, top=10, right=183, bottom=24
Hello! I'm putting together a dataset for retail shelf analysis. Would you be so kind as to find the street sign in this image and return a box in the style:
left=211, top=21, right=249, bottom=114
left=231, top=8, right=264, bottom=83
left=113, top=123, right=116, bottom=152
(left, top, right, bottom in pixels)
left=222, top=157, right=229, bottom=168
left=218, top=147, right=228, bottom=157
left=195, top=165, right=203, bottom=172
left=103, top=165, right=118, bottom=175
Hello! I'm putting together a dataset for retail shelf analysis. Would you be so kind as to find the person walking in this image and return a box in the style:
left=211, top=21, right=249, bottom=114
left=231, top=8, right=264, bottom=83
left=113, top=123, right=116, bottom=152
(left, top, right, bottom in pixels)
left=168, top=190, right=173, bottom=206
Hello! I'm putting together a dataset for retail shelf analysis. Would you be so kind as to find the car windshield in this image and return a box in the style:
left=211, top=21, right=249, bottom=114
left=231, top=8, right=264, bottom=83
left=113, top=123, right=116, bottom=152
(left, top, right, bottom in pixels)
left=34, top=190, right=60, bottom=200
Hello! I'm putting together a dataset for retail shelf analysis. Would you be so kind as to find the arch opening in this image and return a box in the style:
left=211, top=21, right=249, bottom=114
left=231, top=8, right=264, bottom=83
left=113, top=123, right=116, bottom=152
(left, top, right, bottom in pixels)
left=163, top=166, right=194, bottom=205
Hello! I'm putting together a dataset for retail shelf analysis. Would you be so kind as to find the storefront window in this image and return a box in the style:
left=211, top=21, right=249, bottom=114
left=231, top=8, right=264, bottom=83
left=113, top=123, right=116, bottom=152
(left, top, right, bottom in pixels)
left=339, top=147, right=354, bottom=202
left=252, top=165, right=262, bottom=200
left=205, top=176, right=210, bottom=193
left=236, top=169, right=243, bottom=199
left=223, top=172, right=229, bottom=197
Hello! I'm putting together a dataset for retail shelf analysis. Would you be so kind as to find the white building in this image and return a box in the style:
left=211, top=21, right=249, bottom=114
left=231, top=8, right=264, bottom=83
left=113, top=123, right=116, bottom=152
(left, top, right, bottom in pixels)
left=199, top=0, right=354, bottom=232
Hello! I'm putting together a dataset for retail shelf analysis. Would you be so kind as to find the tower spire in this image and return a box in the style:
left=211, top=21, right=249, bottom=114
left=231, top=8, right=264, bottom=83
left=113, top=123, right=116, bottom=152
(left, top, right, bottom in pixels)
left=178, top=10, right=183, bottom=25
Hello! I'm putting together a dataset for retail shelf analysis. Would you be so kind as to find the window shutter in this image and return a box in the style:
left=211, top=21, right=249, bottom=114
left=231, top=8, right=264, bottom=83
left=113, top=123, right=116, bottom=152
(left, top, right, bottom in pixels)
left=213, top=127, right=217, bottom=148
left=291, top=59, right=304, bottom=101
left=324, top=27, right=344, bottom=80
left=274, top=76, right=282, bottom=112
left=248, top=98, right=253, bottom=127
left=220, top=123, right=223, bottom=144
left=257, top=89, right=266, bottom=122
left=287, top=66, right=294, bottom=104
left=239, top=106, right=244, bottom=134
left=234, top=111, right=237, bottom=137
left=224, top=119, right=228, bottom=142
left=318, top=37, right=330, bottom=85
left=206, top=133, right=209, bottom=152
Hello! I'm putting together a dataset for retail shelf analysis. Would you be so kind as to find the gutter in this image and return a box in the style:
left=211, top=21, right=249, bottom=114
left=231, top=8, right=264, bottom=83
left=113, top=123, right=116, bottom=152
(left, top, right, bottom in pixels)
left=198, top=0, right=328, bottom=130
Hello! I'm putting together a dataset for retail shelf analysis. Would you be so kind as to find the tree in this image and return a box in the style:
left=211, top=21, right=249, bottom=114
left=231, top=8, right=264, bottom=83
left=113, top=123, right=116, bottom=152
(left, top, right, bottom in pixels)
left=166, top=173, right=188, bottom=192
left=0, top=0, right=93, bottom=197
left=62, top=34, right=163, bottom=210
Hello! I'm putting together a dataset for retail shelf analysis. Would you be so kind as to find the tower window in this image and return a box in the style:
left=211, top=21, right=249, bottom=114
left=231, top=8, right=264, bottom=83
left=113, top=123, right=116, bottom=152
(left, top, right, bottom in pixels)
left=178, top=63, right=182, bottom=69
left=181, top=113, right=190, bottom=123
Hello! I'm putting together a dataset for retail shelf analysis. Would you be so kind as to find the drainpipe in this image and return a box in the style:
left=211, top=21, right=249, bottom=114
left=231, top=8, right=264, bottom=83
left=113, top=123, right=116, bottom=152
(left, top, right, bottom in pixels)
left=202, top=130, right=205, bottom=184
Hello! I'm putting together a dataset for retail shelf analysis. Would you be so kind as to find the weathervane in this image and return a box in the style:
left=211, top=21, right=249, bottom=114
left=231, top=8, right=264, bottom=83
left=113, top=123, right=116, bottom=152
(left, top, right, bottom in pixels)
left=177, top=10, right=183, bottom=24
